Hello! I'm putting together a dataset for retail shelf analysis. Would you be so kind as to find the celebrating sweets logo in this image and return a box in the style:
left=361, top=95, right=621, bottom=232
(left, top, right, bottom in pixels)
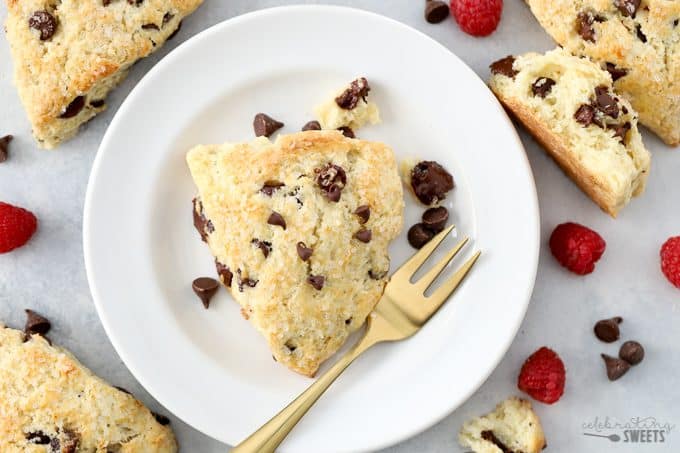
left=583, top=416, right=675, bottom=444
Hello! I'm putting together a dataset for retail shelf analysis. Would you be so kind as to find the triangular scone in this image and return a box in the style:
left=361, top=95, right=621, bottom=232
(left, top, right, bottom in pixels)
left=5, top=0, right=203, bottom=149
left=525, top=0, right=680, bottom=146
left=489, top=48, right=650, bottom=217
left=187, top=131, right=404, bottom=377
left=0, top=325, right=177, bottom=452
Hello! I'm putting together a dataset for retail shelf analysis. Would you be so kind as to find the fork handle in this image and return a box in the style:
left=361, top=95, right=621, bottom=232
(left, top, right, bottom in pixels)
left=231, top=326, right=379, bottom=453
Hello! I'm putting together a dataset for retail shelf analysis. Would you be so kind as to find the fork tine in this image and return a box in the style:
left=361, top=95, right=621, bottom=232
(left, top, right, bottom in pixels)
left=427, top=251, right=481, bottom=307
left=391, top=225, right=455, bottom=281
left=414, top=237, right=469, bottom=292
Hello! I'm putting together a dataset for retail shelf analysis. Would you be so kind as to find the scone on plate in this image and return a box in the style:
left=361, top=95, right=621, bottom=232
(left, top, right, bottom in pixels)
left=187, top=130, right=403, bottom=377
left=315, top=77, right=381, bottom=131
left=459, top=397, right=546, bottom=453
left=525, top=0, right=680, bottom=146
left=0, top=325, right=177, bottom=452
left=489, top=48, right=651, bottom=217
left=4, top=0, right=203, bottom=148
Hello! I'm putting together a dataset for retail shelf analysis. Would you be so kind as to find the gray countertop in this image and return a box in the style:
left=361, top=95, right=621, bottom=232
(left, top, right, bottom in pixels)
left=1, top=1, right=679, bottom=451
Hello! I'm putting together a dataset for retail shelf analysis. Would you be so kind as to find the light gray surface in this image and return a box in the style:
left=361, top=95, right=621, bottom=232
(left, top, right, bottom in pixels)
left=0, top=1, right=678, bottom=451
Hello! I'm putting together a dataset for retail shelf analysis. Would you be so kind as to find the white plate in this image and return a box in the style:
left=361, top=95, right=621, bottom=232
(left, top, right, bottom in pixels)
left=84, top=6, right=539, bottom=452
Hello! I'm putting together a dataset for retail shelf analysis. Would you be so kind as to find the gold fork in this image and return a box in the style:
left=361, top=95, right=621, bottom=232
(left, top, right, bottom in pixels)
left=232, top=225, right=481, bottom=453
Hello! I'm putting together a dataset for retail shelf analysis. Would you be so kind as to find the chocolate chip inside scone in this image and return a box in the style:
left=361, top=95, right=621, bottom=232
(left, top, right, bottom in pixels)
left=307, top=275, right=325, bottom=290
left=152, top=412, right=171, bottom=426
left=574, top=86, right=631, bottom=141
left=260, top=180, right=285, bottom=196
left=531, top=77, right=556, bottom=98
left=252, top=238, right=272, bottom=258
left=193, top=198, right=214, bottom=242
left=575, top=104, right=596, bottom=126
left=490, top=56, right=518, bottom=78
left=614, top=0, right=640, bottom=18
left=604, top=62, right=628, bottom=82
left=215, top=261, right=233, bottom=287
left=25, top=431, right=51, bottom=444
left=422, top=206, right=449, bottom=233
left=142, top=23, right=160, bottom=30
left=635, top=23, right=647, bottom=42
left=267, top=211, right=286, bottom=229
left=253, top=113, right=284, bottom=137
left=408, top=223, right=434, bottom=249
left=301, top=120, right=321, bottom=131
left=481, top=430, right=513, bottom=453
left=0, top=135, right=13, bottom=163
left=162, top=12, right=175, bottom=26
left=296, top=242, right=313, bottom=261
left=89, top=99, right=105, bottom=108
left=59, top=96, right=86, bottom=119
left=51, top=429, right=79, bottom=453
left=368, top=269, right=388, bottom=280
left=28, top=11, right=57, bottom=41
left=594, top=86, right=619, bottom=118
left=410, top=160, right=454, bottom=205
left=354, top=228, right=372, bottom=243
left=236, top=269, right=258, bottom=292
left=335, top=77, right=370, bottom=110
left=192, top=277, right=219, bottom=309
left=24, top=309, right=51, bottom=336
left=354, top=205, right=371, bottom=224
left=337, top=126, right=355, bottom=138
left=315, top=163, right=347, bottom=202
left=576, top=11, right=605, bottom=43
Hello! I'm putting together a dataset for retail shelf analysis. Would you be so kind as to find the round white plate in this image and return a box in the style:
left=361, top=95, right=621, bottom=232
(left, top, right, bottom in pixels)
left=84, top=6, right=539, bottom=452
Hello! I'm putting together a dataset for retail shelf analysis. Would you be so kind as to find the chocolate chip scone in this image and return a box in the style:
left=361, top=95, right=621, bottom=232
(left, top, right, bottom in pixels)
left=4, top=0, right=203, bottom=149
left=187, top=130, right=404, bottom=377
left=489, top=48, right=651, bottom=217
left=0, top=325, right=177, bottom=452
left=526, top=0, right=680, bottom=146
left=459, top=397, right=546, bottom=453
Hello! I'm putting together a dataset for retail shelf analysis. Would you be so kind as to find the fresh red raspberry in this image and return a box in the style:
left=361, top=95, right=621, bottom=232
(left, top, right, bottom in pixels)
left=549, top=222, right=606, bottom=275
left=518, top=347, right=566, bottom=404
left=450, top=0, right=503, bottom=37
left=0, top=202, right=38, bottom=254
left=661, top=236, right=680, bottom=289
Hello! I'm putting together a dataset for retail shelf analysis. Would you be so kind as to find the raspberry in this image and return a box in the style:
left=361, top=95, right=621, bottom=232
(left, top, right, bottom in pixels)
left=549, top=222, right=606, bottom=275
left=518, top=347, right=566, bottom=404
left=661, top=236, right=680, bottom=289
left=0, top=202, right=38, bottom=254
left=450, top=0, right=503, bottom=37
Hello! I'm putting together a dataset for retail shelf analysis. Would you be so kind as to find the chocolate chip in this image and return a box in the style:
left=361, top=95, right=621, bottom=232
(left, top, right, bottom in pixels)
left=302, top=120, right=321, bottom=131
left=24, top=309, right=51, bottom=336
left=619, top=340, right=644, bottom=365
left=260, top=180, right=285, bottom=196
left=368, top=269, right=388, bottom=280
left=481, top=430, right=513, bottom=453
left=335, top=77, right=370, bottom=110
left=152, top=412, right=171, bottom=425
left=610, top=122, right=631, bottom=142
left=345, top=317, right=353, bottom=325
left=410, top=161, right=454, bottom=205
left=251, top=239, right=272, bottom=258
left=253, top=113, right=284, bottom=137
left=26, top=431, right=51, bottom=444
left=50, top=437, right=60, bottom=452
left=59, top=429, right=79, bottom=453
left=285, top=340, right=297, bottom=352
left=215, top=261, right=233, bottom=287
left=307, top=275, right=325, bottom=290
left=602, top=354, right=631, bottom=381
left=425, top=0, right=450, bottom=24
left=576, top=11, right=597, bottom=42
left=162, top=12, right=174, bottom=26
left=59, top=96, right=85, bottom=119
left=103, top=0, right=111, bottom=5
left=267, top=211, right=286, bottom=229
left=490, top=56, right=518, bottom=78
left=408, top=223, right=434, bottom=249
left=422, top=206, right=449, bottom=233
left=167, top=21, right=182, bottom=40
left=354, top=205, right=370, bottom=224
left=142, top=23, right=159, bottom=30
left=575, top=104, right=596, bottom=126
left=614, top=0, right=640, bottom=17
left=128, top=0, right=144, bottom=5
left=604, top=63, right=628, bottom=82
left=326, top=184, right=341, bottom=202
left=0, top=135, right=13, bottom=163
left=531, top=77, right=556, bottom=98
left=337, top=126, right=355, bottom=138
left=114, top=386, right=132, bottom=395
left=192, top=277, right=219, bottom=309
left=29, top=11, right=57, bottom=41
left=594, top=317, right=622, bottom=343
left=315, top=163, right=346, bottom=202
left=192, top=198, right=214, bottom=242
left=674, top=19, right=679, bottom=27
left=594, top=86, right=619, bottom=118
left=354, top=228, right=372, bottom=243
left=90, top=99, right=105, bottom=108
left=636, top=24, right=647, bottom=42
left=296, top=242, right=313, bottom=261
left=236, top=269, right=258, bottom=292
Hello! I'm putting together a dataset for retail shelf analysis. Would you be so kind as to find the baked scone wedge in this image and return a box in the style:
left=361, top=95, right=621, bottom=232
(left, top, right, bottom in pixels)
left=5, top=0, right=203, bottom=148
left=489, top=48, right=651, bottom=217
left=0, top=325, right=177, bottom=452
left=459, top=397, right=546, bottom=453
left=187, top=131, right=404, bottom=377
left=525, top=0, right=680, bottom=146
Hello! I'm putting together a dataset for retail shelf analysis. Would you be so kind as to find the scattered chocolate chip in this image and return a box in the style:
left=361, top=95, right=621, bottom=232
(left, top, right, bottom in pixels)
left=152, top=412, right=171, bottom=425
left=253, top=113, right=284, bottom=137
left=24, top=309, right=51, bottom=337
left=59, top=96, right=86, bottom=119
left=574, top=104, right=596, bottom=126
left=481, top=430, right=512, bottom=453
left=594, top=317, right=622, bottom=343
left=619, top=340, right=644, bottom=365
left=315, top=163, right=346, bottom=202
left=251, top=239, right=272, bottom=258
left=337, top=126, right=355, bottom=138
left=577, top=11, right=597, bottom=42
left=236, top=269, right=258, bottom=292
left=192, top=277, right=219, bottom=309
left=636, top=24, right=647, bottom=42
left=302, top=120, right=321, bottom=131
left=167, top=21, right=182, bottom=40
left=369, top=269, right=388, bottom=280
left=296, top=242, right=313, bottom=261
left=215, top=261, right=233, bottom=287
left=354, top=205, right=370, bottom=224
left=354, top=228, right=372, bottom=243
left=192, top=198, right=214, bottom=242
left=114, top=386, right=132, bottom=395
left=425, top=0, right=450, bottom=24
left=531, top=77, right=556, bottom=98
left=142, top=23, right=159, bottom=30
left=260, top=180, right=285, bottom=196
left=490, top=56, right=518, bottom=78
left=602, top=354, right=631, bottom=381
left=408, top=223, right=434, bottom=249
left=422, top=206, right=449, bottom=233
left=604, top=63, right=628, bottom=82
left=25, top=431, right=51, bottom=444
left=610, top=122, right=631, bottom=142
left=410, top=161, right=454, bottom=205
left=335, top=77, right=370, bottom=110
left=29, top=11, right=57, bottom=41
left=162, top=12, right=174, bottom=26
left=90, top=99, right=105, bottom=108
left=307, top=275, right=325, bottom=290
left=0, top=135, right=13, bottom=163
left=267, top=211, right=286, bottom=229
left=594, top=86, right=619, bottom=118
left=614, top=0, right=640, bottom=17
